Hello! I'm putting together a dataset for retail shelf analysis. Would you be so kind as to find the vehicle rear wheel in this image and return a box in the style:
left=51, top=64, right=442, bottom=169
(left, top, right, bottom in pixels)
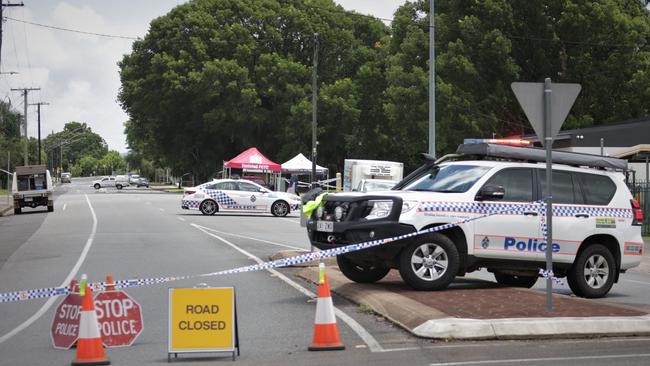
left=271, top=201, right=289, bottom=217
left=336, top=255, right=390, bottom=283
left=494, top=273, right=538, bottom=288
left=14, top=207, right=21, bottom=215
left=567, top=244, right=615, bottom=298
left=200, top=200, right=218, bottom=215
left=94, top=183, right=100, bottom=189
left=116, top=184, right=123, bottom=190
left=398, top=233, right=459, bottom=291
left=47, top=205, right=54, bottom=212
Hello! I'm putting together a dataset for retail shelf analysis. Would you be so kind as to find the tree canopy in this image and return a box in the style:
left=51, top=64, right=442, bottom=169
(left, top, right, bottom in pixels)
left=119, top=0, right=650, bottom=176
left=44, top=122, right=109, bottom=172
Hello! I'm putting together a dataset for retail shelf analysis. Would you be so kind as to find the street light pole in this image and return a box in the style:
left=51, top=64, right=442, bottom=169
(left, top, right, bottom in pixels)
left=29, top=102, right=49, bottom=165
left=311, top=33, right=319, bottom=185
left=428, top=0, right=436, bottom=157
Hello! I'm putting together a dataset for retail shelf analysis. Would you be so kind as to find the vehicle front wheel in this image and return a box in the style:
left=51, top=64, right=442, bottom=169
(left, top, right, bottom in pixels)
left=94, top=183, right=100, bottom=189
left=271, top=201, right=289, bottom=217
left=494, top=273, right=538, bottom=288
left=116, top=184, right=123, bottom=190
left=567, top=244, right=615, bottom=298
left=398, top=233, right=459, bottom=291
left=14, top=207, right=21, bottom=215
left=336, top=255, right=390, bottom=283
left=47, top=205, right=54, bottom=212
left=199, top=200, right=218, bottom=215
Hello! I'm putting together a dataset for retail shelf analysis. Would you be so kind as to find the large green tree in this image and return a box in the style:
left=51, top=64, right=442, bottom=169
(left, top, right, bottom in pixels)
left=44, top=122, right=108, bottom=172
left=119, top=0, right=388, bottom=179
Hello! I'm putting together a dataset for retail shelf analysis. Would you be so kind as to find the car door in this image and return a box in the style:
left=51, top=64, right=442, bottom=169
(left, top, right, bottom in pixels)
left=107, top=177, right=116, bottom=187
left=210, top=181, right=240, bottom=211
left=236, top=182, right=268, bottom=212
left=473, top=168, right=542, bottom=260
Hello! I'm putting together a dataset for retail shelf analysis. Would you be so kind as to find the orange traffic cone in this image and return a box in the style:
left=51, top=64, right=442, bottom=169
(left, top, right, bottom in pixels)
left=308, top=263, right=345, bottom=351
left=71, top=285, right=110, bottom=365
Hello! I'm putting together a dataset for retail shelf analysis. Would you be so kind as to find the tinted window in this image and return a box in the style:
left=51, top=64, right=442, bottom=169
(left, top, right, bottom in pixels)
left=577, top=173, right=615, bottom=205
left=539, top=170, right=575, bottom=204
left=238, top=182, right=260, bottom=192
left=483, top=169, right=533, bottom=202
left=403, top=165, right=491, bottom=193
left=215, top=182, right=237, bottom=191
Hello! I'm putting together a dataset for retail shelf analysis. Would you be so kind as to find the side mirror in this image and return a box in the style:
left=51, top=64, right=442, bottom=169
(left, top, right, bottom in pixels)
left=259, top=188, right=269, bottom=194
left=476, top=185, right=505, bottom=201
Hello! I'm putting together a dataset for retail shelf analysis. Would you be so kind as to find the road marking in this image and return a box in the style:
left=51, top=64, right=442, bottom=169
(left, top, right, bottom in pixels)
left=192, top=224, right=384, bottom=352
left=428, top=353, right=650, bottom=366
left=623, top=279, right=650, bottom=286
left=278, top=217, right=300, bottom=224
left=159, top=208, right=165, bottom=212
left=178, top=217, right=186, bottom=222
left=62, top=203, right=67, bottom=211
left=0, top=194, right=98, bottom=344
left=194, top=224, right=305, bottom=251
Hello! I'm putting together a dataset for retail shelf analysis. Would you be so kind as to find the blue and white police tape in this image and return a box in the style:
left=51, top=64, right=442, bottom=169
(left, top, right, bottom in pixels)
left=538, top=269, right=564, bottom=286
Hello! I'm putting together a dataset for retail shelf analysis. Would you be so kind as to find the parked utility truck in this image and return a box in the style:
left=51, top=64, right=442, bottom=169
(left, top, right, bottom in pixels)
left=12, top=165, right=53, bottom=214
left=343, top=159, right=404, bottom=192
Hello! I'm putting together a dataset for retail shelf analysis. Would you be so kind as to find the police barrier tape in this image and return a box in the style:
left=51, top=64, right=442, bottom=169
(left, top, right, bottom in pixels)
left=1, top=199, right=631, bottom=303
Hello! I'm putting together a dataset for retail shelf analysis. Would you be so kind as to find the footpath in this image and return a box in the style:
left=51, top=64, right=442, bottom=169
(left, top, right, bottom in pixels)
left=0, top=195, right=12, bottom=216
left=289, top=243, right=650, bottom=340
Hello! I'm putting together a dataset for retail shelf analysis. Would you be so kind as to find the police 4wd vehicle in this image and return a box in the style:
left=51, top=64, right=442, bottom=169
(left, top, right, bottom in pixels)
left=306, top=143, right=644, bottom=298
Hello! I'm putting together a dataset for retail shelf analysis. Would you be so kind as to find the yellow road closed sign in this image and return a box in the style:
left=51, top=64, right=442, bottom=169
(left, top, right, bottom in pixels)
left=168, top=287, right=239, bottom=360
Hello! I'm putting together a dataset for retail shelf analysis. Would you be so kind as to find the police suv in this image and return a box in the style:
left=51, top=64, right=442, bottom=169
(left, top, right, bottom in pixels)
left=306, top=143, right=644, bottom=298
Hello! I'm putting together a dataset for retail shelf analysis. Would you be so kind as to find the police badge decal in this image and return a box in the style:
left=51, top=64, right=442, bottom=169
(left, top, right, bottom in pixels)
left=481, top=236, right=490, bottom=249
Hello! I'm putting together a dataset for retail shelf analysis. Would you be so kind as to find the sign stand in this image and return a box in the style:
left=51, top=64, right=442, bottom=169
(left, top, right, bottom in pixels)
left=168, top=286, right=240, bottom=362
left=512, top=79, right=581, bottom=314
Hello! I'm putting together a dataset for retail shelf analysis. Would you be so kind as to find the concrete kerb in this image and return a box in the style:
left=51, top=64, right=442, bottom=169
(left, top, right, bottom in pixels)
left=297, top=266, right=650, bottom=340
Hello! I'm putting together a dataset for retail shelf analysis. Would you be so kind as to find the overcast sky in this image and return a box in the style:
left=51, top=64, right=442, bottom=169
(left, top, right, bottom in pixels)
left=0, top=0, right=406, bottom=153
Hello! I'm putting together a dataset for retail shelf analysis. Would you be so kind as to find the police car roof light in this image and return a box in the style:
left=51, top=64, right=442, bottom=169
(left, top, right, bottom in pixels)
left=456, top=143, right=627, bottom=170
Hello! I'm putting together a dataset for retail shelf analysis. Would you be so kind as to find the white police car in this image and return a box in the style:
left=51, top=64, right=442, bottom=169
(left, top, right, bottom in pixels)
left=306, top=143, right=644, bottom=298
left=182, top=179, right=301, bottom=217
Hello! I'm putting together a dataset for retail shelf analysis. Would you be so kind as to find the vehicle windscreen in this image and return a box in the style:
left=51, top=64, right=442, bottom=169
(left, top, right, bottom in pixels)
left=364, top=181, right=396, bottom=191
left=17, top=174, right=47, bottom=191
left=402, top=164, right=491, bottom=193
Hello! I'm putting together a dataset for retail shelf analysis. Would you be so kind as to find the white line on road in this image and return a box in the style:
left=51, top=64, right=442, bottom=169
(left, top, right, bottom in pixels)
left=194, top=224, right=305, bottom=251
left=278, top=217, right=300, bottom=224
left=159, top=208, right=165, bottom=212
left=623, top=279, right=650, bottom=286
left=178, top=217, right=186, bottom=222
left=0, top=194, right=98, bottom=344
left=428, top=353, right=650, bottom=366
left=191, top=223, right=384, bottom=353
left=62, top=203, right=67, bottom=211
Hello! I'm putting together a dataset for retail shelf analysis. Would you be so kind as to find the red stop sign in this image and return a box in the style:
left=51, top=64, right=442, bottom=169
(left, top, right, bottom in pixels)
left=51, top=293, right=83, bottom=349
left=94, top=291, right=143, bottom=347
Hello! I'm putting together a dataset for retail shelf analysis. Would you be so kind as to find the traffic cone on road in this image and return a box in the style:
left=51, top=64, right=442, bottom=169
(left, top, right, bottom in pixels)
left=71, top=285, right=110, bottom=365
left=308, top=263, right=345, bottom=351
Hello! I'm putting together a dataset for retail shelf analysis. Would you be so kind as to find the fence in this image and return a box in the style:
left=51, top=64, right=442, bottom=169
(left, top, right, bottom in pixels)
left=629, top=182, right=650, bottom=236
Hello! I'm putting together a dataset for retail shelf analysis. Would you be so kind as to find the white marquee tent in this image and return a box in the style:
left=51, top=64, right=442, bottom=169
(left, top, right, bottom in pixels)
left=281, top=153, right=328, bottom=174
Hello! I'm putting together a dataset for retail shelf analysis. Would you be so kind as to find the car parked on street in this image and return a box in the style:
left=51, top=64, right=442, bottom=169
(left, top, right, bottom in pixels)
left=61, top=172, right=71, bottom=183
left=182, top=178, right=301, bottom=217
left=306, top=143, right=644, bottom=298
left=135, top=177, right=149, bottom=187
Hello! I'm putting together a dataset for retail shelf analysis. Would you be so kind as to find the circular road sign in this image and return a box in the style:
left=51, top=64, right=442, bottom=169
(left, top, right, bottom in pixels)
left=94, top=291, right=144, bottom=347
left=51, top=293, right=83, bottom=349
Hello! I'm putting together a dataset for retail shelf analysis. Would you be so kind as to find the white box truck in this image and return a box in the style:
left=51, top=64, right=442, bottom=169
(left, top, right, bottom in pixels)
left=343, top=159, right=404, bottom=192
left=12, top=165, right=53, bottom=214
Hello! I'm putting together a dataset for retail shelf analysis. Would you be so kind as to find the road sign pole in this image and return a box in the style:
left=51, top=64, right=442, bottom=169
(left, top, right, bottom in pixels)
left=544, top=78, right=553, bottom=315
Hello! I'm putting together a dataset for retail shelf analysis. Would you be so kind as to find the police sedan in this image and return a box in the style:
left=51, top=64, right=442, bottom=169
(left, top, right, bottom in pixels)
left=181, top=179, right=301, bottom=217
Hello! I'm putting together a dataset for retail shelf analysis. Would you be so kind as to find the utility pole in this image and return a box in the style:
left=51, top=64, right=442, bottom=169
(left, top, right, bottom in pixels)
left=310, top=33, right=319, bottom=185
left=29, top=101, right=49, bottom=165
left=428, top=0, right=436, bottom=157
left=0, top=1, right=24, bottom=70
left=11, top=87, right=40, bottom=165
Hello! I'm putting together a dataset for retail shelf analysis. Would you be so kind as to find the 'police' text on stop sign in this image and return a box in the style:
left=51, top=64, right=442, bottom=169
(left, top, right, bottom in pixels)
left=94, top=291, right=143, bottom=347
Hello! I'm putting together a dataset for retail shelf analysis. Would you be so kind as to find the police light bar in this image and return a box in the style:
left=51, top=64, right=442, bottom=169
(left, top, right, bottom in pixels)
left=463, top=138, right=531, bottom=146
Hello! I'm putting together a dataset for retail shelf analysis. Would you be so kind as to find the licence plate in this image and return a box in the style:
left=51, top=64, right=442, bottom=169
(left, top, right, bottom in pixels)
left=24, top=197, right=33, bottom=202
left=316, top=221, right=333, bottom=232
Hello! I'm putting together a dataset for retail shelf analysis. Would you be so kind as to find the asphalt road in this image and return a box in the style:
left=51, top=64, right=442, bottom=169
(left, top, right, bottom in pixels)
left=1, top=178, right=650, bottom=366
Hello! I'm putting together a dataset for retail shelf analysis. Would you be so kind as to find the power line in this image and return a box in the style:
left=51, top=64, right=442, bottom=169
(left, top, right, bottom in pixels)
left=3, top=15, right=139, bottom=40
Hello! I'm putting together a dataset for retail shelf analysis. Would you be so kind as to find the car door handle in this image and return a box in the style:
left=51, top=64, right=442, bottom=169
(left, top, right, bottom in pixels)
left=574, top=214, right=589, bottom=218
left=523, top=211, right=538, bottom=216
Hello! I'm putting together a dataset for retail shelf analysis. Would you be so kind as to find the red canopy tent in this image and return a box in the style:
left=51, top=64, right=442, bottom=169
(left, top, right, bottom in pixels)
left=223, top=147, right=281, bottom=173
left=223, top=147, right=282, bottom=190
